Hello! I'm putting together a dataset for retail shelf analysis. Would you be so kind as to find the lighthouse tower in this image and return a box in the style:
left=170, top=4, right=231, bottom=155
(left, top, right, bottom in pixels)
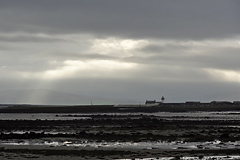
left=161, top=96, right=165, bottom=103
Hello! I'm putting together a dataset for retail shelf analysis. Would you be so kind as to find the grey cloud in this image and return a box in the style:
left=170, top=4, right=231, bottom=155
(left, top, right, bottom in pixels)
left=169, top=48, right=240, bottom=71
left=0, top=59, right=54, bottom=72
left=133, top=64, right=211, bottom=82
left=0, top=51, right=59, bottom=72
left=0, top=0, right=239, bottom=40
left=38, top=77, right=240, bottom=103
left=194, top=48, right=240, bottom=71
left=0, top=51, right=117, bottom=73
left=0, top=44, right=15, bottom=51
left=1, top=0, right=240, bottom=103
left=49, top=52, right=116, bottom=61
left=139, top=43, right=191, bottom=54
left=0, top=34, right=69, bottom=43
left=133, top=42, right=240, bottom=71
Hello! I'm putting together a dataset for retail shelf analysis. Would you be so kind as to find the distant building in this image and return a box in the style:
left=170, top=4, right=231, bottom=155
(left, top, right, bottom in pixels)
left=186, top=101, right=201, bottom=104
left=145, top=100, right=161, bottom=106
left=210, top=101, right=232, bottom=104
left=233, top=101, right=240, bottom=104
left=145, top=100, right=156, bottom=104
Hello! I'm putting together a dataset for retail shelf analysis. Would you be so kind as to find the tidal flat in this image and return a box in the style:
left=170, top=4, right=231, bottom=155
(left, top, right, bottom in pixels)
left=1, top=105, right=240, bottom=159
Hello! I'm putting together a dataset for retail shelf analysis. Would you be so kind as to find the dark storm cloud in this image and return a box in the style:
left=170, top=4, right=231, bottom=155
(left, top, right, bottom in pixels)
left=0, top=0, right=239, bottom=40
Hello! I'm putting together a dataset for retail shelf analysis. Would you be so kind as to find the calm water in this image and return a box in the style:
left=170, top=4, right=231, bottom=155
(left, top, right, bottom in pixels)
left=0, top=113, right=90, bottom=120
left=1, top=111, right=240, bottom=120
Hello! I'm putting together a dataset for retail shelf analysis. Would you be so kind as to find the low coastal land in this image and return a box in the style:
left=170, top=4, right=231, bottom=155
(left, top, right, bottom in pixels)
left=1, top=103, right=240, bottom=159
left=1, top=102, right=240, bottom=113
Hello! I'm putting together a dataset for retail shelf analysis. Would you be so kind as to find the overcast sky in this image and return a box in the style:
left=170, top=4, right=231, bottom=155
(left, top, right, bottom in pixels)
left=0, top=0, right=240, bottom=104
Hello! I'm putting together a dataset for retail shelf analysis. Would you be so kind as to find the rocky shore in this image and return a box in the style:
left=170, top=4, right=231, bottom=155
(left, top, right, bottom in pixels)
left=1, top=105, right=240, bottom=159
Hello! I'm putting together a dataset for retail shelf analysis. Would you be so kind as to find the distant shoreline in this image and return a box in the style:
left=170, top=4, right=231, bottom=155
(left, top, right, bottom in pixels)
left=1, top=102, right=240, bottom=113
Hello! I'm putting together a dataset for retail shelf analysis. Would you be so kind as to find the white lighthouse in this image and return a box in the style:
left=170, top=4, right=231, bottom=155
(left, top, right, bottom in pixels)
left=161, top=96, right=165, bottom=103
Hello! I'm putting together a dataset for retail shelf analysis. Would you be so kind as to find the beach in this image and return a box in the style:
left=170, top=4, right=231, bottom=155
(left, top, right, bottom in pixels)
left=1, top=104, right=240, bottom=159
